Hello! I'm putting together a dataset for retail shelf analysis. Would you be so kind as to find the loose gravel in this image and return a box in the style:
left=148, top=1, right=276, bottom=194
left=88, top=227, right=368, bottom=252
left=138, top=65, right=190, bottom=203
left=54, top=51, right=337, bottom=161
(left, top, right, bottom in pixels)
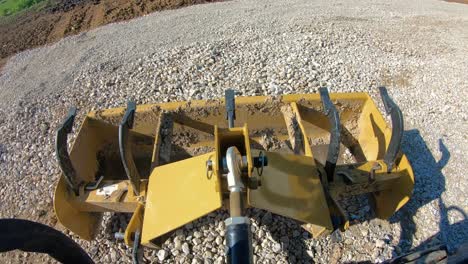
left=0, top=0, right=467, bottom=263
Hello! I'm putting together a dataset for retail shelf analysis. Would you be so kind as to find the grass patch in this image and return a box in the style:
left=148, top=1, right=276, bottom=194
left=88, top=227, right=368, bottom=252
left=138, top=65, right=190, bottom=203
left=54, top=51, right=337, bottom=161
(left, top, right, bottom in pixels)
left=0, top=0, right=46, bottom=17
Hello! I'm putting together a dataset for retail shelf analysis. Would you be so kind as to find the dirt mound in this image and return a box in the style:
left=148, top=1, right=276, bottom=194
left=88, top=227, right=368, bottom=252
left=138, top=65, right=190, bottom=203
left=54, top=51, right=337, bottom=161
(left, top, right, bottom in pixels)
left=0, top=0, right=214, bottom=70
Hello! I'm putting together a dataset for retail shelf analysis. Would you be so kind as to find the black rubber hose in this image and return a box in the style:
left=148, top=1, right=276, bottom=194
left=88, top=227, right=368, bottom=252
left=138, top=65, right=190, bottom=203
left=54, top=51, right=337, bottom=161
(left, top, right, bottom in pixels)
left=225, top=223, right=253, bottom=264
left=0, top=219, right=94, bottom=264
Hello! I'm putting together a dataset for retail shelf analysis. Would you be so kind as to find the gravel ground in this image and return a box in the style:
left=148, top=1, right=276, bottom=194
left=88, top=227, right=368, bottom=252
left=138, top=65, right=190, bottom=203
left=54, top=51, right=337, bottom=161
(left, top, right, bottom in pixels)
left=0, top=0, right=467, bottom=263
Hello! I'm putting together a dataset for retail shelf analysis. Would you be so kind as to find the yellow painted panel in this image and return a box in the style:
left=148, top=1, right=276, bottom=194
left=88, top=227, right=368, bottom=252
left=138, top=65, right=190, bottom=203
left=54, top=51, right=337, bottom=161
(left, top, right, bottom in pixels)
left=54, top=176, right=101, bottom=240
left=141, top=152, right=222, bottom=244
left=373, top=155, right=414, bottom=218
left=358, top=98, right=392, bottom=161
left=358, top=98, right=414, bottom=218
left=125, top=203, right=144, bottom=246
left=248, top=151, right=333, bottom=230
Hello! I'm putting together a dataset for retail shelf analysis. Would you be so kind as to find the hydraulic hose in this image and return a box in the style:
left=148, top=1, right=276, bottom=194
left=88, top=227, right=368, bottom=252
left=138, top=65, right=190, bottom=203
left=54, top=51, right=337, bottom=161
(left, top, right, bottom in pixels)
left=225, top=146, right=253, bottom=264
left=0, top=219, right=94, bottom=264
left=226, top=220, right=253, bottom=264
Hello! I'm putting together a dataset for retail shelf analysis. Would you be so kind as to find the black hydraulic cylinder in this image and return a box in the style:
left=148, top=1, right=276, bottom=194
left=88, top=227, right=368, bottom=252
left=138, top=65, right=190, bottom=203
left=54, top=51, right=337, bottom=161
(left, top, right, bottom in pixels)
left=225, top=223, right=253, bottom=264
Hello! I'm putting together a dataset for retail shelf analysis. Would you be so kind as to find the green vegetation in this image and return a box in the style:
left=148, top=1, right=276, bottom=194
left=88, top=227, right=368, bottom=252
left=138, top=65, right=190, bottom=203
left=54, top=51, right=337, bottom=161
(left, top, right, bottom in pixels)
left=0, top=0, right=46, bottom=17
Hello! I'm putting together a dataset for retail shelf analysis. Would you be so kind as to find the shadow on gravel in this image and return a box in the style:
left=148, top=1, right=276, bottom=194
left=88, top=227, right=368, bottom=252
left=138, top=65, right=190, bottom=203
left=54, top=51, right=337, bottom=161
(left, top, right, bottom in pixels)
left=249, top=209, right=313, bottom=263
left=389, top=129, right=468, bottom=257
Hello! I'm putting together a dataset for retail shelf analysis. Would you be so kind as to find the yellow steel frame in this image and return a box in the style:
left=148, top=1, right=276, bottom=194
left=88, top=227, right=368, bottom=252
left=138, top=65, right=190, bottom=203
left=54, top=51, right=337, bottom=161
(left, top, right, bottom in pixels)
left=54, top=92, right=414, bottom=244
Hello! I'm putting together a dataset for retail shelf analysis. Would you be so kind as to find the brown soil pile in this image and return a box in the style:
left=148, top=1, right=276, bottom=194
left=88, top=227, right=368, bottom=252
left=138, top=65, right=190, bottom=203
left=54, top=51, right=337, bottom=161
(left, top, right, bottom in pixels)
left=0, top=0, right=215, bottom=70
left=445, top=0, right=468, bottom=4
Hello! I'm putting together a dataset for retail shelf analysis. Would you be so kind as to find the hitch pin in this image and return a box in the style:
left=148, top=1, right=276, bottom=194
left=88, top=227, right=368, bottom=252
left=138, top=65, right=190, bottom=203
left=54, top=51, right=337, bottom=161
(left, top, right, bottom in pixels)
left=369, top=162, right=382, bottom=182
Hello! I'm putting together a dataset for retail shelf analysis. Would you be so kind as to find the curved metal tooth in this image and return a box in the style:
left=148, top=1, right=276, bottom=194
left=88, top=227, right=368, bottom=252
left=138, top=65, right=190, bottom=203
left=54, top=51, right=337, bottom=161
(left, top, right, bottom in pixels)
left=119, top=101, right=141, bottom=195
left=225, top=89, right=236, bottom=128
left=379, top=87, right=404, bottom=172
left=56, top=107, right=80, bottom=195
left=319, top=87, right=341, bottom=182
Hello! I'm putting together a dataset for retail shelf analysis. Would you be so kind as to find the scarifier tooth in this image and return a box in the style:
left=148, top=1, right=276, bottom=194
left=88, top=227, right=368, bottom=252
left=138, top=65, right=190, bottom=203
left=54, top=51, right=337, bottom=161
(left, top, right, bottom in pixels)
left=379, top=87, right=404, bottom=172
left=225, top=89, right=236, bottom=128
left=56, top=107, right=80, bottom=195
left=319, top=87, right=341, bottom=182
left=119, top=101, right=141, bottom=195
